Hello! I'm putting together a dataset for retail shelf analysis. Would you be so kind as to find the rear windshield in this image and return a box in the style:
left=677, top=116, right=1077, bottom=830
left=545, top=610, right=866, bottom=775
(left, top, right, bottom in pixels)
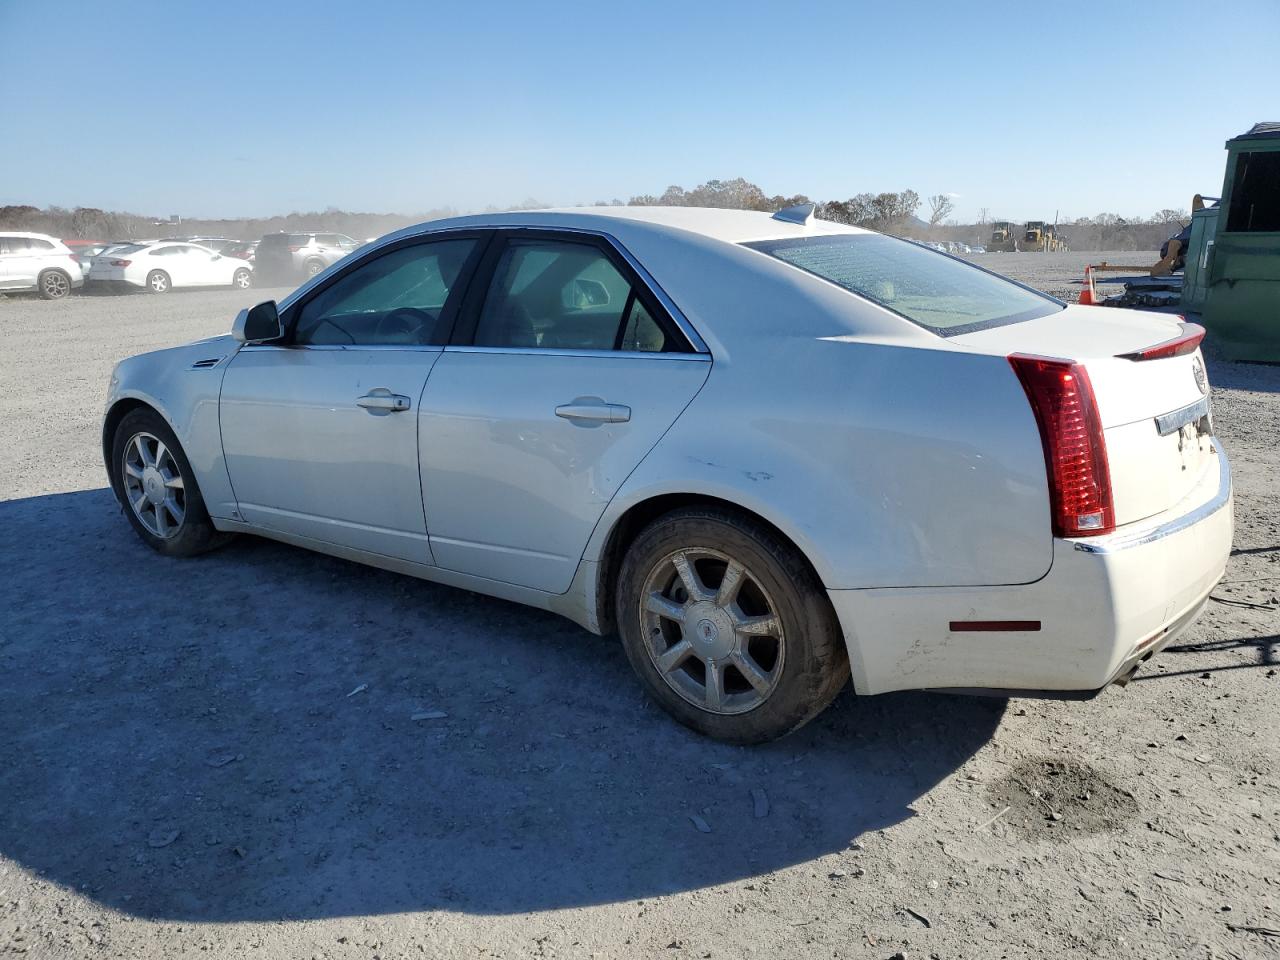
left=744, top=234, right=1063, bottom=336
left=258, top=234, right=307, bottom=247
left=108, top=243, right=146, bottom=255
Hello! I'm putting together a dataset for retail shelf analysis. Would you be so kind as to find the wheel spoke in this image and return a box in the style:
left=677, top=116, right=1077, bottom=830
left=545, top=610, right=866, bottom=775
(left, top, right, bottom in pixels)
left=133, top=436, right=154, bottom=468
left=163, top=472, right=184, bottom=490
left=124, top=462, right=145, bottom=480
left=654, top=639, right=693, bottom=674
left=154, top=440, right=170, bottom=468
left=732, top=651, right=772, bottom=695
left=153, top=503, right=168, bottom=537
left=644, top=591, right=687, bottom=623
left=163, top=493, right=184, bottom=526
left=704, top=659, right=724, bottom=711
left=715, top=560, right=745, bottom=607
left=672, top=551, right=713, bottom=602
left=131, top=492, right=148, bottom=514
left=736, top=613, right=781, bottom=637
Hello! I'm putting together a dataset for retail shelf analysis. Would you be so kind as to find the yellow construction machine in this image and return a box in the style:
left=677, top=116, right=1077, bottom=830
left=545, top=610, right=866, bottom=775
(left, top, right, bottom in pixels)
left=1022, top=221, right=1068, bottom=252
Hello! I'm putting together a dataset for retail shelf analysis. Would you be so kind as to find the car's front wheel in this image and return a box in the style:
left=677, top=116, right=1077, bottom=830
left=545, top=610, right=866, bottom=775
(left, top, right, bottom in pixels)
left=111, top=408, right=230, bottom=557
left=146, top=270, right=170, bottom=294
left=38, top=269, right=72, bottom=300
left=232, top=268, right=251, bottom=289
left=616, top=505, right=848, bottom=743
left=304, top=259, right=325, bottom=278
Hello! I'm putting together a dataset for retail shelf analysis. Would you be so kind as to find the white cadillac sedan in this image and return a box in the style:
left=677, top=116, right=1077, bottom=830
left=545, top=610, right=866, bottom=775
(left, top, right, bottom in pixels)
left=88, top=240, right=253, bottom=293
left=102, top=206, right=1232, bottom=742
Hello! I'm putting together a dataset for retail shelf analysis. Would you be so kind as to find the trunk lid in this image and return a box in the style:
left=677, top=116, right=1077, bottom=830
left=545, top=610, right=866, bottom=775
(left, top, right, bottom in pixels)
left=954, top=305, right=1216, bottom=527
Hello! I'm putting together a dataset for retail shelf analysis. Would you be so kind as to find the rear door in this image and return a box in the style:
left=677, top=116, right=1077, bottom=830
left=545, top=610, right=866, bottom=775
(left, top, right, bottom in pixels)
left=219, top=233, right=485, bottom=561
left=418, top=230, right=711, bottom=593
left=1, top=237, right=37, bottom=288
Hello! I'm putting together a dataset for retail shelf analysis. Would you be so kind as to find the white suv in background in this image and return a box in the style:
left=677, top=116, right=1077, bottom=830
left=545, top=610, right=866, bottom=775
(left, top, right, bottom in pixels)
left=0, top=232, right=84, bottom=299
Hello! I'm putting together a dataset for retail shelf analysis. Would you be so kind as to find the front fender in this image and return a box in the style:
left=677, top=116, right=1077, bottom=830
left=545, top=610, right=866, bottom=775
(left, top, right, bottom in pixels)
left=103, top=336, right=241, bottom=518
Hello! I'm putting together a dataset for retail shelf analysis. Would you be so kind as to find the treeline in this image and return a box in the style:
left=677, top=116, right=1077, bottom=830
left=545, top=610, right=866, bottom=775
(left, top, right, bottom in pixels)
left=1, top=179, right=1190, bottom=251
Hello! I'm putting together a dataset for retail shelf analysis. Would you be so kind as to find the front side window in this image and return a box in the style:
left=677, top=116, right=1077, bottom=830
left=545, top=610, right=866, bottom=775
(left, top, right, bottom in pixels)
left=292, top=238, right=476, bottom=346
left=744, top=234, right=1063, bottom=335
left=473, top=240, right=670, bottom=351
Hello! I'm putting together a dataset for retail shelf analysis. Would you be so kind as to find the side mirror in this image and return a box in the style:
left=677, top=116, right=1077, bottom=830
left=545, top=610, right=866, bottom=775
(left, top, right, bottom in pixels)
left=232, top=300, right=284, bottom=343
left=211, top=253, right=222, bottom=260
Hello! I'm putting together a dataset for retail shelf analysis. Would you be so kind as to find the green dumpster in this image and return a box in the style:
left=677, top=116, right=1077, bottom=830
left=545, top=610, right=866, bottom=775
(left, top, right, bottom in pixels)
left=1197, top=122, right=1280, bottom=361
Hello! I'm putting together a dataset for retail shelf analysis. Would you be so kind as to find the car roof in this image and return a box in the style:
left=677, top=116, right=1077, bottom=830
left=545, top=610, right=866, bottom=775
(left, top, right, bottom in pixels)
left=0, top=231, right=63, bottom=242
left=409, top=206, right=870, bottom=246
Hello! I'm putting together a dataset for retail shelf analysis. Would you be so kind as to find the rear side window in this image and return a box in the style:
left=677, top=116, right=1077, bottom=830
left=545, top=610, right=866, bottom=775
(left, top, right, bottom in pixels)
left=473, top=240, right=670, bottom=352
left=1225, top=151, right=1280, bottom=232
left=0, top=238, right=32, bottom=254
left=29, top=238, right=54, bottom=251
left=744, top=234, right=1063, bottom=336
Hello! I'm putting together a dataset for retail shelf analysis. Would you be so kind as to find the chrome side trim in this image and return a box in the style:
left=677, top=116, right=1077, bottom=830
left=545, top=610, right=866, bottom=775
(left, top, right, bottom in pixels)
left=443, top=345, right=710, bottom=361
left=239, top=344, right=443, bottom=353
left=1154, top=395, right=1211, bottom=436
left=1073, top=448, right=1231, bottom=555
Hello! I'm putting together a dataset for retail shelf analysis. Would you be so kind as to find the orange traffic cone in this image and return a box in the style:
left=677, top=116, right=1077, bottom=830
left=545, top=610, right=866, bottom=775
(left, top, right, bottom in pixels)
left=1079, top=265, right=1098, bottom=305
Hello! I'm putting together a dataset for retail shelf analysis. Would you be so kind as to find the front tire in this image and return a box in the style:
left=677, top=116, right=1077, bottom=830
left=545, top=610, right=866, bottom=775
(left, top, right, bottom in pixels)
left=304, top=259, right=325, bottom=278
left=232, top=268, right=251, bottom=289
left=146, top=270, right=170, bottom=294
left=615, top=506, right=848, bottom=744
left=110, top=408, right=230, bottom=557
left=38, top=269, right=72, bottom=300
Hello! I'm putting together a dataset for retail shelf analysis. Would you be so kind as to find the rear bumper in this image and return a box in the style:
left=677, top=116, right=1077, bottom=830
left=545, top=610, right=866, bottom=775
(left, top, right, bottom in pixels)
left=830, top=447, right=1233, bottom=696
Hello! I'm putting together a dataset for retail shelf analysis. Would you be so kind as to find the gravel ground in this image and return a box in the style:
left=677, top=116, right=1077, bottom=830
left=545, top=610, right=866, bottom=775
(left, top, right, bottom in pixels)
left=1, top=258, right=1276, bottom=960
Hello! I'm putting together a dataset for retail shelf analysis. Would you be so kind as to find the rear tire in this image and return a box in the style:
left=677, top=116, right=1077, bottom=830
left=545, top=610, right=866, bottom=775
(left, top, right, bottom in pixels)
left=304, top=259, right=325, bottom=278
left=38, top=269, right=72, bottom=300
left=615, top=505, right=848, bottom=744
left=146, top=270, right=170, bottom=294
left=110, top=407, right=231, bottom=557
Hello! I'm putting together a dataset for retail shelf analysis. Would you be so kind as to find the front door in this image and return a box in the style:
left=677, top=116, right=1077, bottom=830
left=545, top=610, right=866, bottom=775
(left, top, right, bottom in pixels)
left=219, top=234, right=483, bottom=562
left=419, top=232, right=711, bottom=593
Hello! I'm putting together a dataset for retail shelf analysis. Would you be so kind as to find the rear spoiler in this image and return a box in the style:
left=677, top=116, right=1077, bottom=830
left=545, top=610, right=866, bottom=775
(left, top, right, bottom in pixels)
left=1116, top=322, right=1205, bottom=361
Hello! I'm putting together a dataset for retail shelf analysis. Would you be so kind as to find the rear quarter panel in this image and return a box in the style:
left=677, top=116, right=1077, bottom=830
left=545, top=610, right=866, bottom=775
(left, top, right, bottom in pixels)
left=588, top=338, right=1053, bottom=589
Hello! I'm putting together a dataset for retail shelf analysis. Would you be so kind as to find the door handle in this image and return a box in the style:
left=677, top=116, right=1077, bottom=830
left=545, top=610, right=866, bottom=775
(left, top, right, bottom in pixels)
left=555, top=397, right=631, bottom=424
left=356, top=391, right=411, bottom=412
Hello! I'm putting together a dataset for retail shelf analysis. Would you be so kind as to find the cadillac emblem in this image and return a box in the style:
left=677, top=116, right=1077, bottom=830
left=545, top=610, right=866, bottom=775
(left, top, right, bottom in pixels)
left=1192, top=357, right=1208, bottom=395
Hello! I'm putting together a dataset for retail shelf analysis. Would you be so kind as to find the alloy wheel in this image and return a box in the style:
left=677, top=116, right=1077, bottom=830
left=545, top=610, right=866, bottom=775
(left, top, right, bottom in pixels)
left=42, top=272, right=70, bottom=299
left=234, top=270, right=251, bottom=289
left=121, top=432, right=186, bottom=539
left=639, top=547, right=785, bottom=715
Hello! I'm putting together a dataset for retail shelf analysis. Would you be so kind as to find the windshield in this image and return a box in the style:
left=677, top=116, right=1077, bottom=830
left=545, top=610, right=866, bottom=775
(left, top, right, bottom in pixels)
left=744, top=234, right=1063, bottom=335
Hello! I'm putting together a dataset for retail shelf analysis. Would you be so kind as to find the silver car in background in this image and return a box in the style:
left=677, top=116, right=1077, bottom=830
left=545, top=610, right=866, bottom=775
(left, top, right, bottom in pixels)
left=253, top=232, right=362, bottom=285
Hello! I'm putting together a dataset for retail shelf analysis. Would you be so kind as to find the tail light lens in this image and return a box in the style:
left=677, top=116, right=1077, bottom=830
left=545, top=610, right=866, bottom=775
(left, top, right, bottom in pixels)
left=288, top=245, right=304, bottom=252
left=110, top=259, right=132, bottom=267
left=1008, top=353, right=1114, bottom=537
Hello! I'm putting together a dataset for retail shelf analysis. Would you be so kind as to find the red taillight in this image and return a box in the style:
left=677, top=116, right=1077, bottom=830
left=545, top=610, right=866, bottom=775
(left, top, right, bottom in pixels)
left=110, top=259, right=131, bottom=267
left=1117, top=321, right=1206, bottom=361
left=1009, top=353, right=1115, bottom=538
left=288, top=245, right=303, bottom=252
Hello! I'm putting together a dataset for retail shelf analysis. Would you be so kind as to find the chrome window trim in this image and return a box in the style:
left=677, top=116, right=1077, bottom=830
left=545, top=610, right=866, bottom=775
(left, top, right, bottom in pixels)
left=443, top=345, right=711, bottom=362
left=1072, top=449, right=1231, bottom=555
left=277, top=223, right=711, bottom=355
left=239, top=343, right=443, bottom=353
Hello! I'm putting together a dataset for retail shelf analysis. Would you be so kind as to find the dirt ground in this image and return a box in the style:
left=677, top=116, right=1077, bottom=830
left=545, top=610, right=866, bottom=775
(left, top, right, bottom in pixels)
left=1, top=255, right=1276, bottom=960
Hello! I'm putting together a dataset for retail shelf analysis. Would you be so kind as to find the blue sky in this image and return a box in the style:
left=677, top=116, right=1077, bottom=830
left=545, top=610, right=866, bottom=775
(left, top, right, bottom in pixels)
left=2, top=0, right=1276, bottom=222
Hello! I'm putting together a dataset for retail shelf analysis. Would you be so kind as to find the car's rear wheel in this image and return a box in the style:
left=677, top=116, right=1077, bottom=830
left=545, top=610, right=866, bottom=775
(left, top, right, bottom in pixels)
left=110, top=408, right=230, bottom=557
left=38, top=269, right=71, bottom=300
left=232, top=268, right=251, bottom=289
left=146, top=270, right=170, bottom=294
left=616, top=505, right=848, bottom=743
left=304, top=259, right=324, bottom=278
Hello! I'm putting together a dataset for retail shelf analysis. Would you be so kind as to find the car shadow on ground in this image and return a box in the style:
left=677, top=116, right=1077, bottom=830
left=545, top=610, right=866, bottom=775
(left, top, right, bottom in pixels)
left=0, top=488, right=1003, bottom=922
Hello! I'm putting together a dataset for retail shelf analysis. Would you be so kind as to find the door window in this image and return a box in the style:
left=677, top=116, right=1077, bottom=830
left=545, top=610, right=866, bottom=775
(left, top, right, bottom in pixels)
left=292, top=238, right=477, bottom=346
left=473, top=239, right=670, bottom=351
left=1, top=237, right=32, bottom=255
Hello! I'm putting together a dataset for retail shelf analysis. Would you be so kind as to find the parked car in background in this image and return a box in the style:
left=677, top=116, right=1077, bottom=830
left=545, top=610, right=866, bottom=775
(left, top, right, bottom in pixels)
left=223, top=240, right=258, bottom=262
left=87, top=240, right=252, bottom=293
left=970, top=244, right=987, bottom=254
left=0, top=232, right=83, bottom=299
left=101, top=206, right=1232, bottom=743
left=253, top=232, right=362, bottom=285
left=64, top=239, right=118, bottom=277
left=172, top=236, right=241, bottom=255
